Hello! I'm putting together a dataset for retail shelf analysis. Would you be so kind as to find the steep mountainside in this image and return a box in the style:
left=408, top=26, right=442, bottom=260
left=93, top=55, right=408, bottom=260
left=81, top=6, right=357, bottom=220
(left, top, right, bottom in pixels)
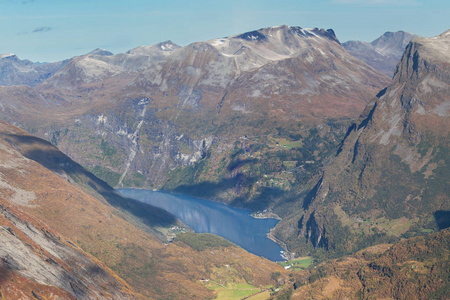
left=0, top=54, right=67, bottom=86
left=0, top=25, right=389, bottom=211
left=0, top=120, right=286, bottom=299
left=0, top=205, right=134, bottom=299
left=275, top=30, right=450, bottom=257
left=343, top=31, right=419, bottom=77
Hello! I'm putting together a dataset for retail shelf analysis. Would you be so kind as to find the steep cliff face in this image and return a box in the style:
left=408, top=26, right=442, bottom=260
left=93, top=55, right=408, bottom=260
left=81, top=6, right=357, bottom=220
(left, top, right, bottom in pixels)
left=0, top=205, right=134, bottom=299
left=288, top=30, right=450, bottom=255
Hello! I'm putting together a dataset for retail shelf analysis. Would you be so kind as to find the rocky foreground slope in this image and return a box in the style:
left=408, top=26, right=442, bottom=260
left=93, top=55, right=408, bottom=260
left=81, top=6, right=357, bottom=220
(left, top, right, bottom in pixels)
left=275, top=30, right=450, bottom=257
left=0, top=120, right=286, bottom=299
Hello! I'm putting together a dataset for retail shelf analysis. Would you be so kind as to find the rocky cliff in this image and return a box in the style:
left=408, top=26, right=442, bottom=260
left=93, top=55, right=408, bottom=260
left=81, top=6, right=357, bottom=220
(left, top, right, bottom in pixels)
left=281, top=30, right=449, bottom=256
left=0, top=120, right=136, bottom=299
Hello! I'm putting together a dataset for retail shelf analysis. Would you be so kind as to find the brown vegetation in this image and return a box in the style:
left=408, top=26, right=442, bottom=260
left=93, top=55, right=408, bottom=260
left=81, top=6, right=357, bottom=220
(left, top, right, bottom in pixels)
left=286, top=229, right=450, bottom=299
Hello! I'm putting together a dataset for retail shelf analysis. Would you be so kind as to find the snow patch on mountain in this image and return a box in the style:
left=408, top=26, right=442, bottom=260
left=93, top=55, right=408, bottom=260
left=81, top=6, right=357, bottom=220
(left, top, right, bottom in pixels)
left=0, top=53, right=15, bottom=59
left=76, top=57, right=122, bottom=81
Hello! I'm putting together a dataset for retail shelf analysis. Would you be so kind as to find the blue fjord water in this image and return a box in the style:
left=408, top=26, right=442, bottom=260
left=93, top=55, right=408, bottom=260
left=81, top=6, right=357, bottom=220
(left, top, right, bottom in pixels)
left=117, top=189, right=285, bottom=261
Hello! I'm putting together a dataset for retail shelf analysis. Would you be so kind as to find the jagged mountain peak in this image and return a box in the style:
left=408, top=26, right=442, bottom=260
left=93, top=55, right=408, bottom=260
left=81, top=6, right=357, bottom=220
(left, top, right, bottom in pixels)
left=297, top=30, right=450, bottom=253
left=415, top=29, right=450, bottom=60
left=232, top=25, right=340, bottom=44
left=0, top=54, right=28, bottom=64
left=0, top=53, right=67, bottom=87
left=158, top=40, right=180, bottom=51
left=288, top=26, right=340, bottom=43
left=393, top=29, right=450, bottom=84
left=203, top=24, right=345, bottom=69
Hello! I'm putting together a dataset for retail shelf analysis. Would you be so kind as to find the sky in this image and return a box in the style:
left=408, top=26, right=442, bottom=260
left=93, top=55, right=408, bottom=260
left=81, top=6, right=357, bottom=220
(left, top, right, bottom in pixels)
left=0, top=0, right=449, bottom=62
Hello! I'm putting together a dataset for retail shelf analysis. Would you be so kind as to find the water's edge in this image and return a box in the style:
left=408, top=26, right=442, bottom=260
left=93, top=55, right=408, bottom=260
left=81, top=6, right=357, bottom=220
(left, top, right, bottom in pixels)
left=117, top=188, right=287, bottom=261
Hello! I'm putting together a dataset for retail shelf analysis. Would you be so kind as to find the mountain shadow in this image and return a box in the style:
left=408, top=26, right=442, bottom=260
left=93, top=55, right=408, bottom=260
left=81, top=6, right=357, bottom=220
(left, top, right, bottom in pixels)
left=0, top=265, right=11, bottom=286
left=434, top=210, right=450, bottom=230
left=3, top=134, right=178, bottom=229
left=172, top=175, right=285, bottom=212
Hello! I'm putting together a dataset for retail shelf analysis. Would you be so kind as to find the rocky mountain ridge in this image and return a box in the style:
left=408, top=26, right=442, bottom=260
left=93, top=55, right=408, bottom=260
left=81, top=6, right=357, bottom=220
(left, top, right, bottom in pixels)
left=277, top=30, right=450, bottom=257
left=0, top=120, right=137, bottom=299
left=0, top=54, right=68, bottom=87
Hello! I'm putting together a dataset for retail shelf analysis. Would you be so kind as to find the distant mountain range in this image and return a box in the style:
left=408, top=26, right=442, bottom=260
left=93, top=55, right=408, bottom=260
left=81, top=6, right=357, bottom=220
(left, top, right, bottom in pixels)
left=343, top=31, right=420, bottom=76
left=0, top=29, right=418, bottom=87
left=0, top=25, right=389, bottom=196
left=0, top=54, right=68, bottom=86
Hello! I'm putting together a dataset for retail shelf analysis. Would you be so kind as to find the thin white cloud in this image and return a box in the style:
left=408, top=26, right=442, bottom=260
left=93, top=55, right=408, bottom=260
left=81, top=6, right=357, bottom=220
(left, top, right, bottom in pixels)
left=332, top=0, right=420, bottom=5
left=32, top=26, right=52, bottom=33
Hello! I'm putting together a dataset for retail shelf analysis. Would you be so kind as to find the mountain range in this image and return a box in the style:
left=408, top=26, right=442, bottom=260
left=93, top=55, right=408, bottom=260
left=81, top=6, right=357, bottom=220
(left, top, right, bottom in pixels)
left=0, top=25, right=390, bottom=202
left=343, top=31, right=420, bottom=77
left=0, top=25, right=449, bottom=299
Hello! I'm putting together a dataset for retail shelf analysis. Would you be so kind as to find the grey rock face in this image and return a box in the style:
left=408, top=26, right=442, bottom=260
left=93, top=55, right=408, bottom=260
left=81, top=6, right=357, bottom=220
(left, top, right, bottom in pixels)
left=0, top=205, right=132, bottom=299
left=297, top=30, right=450, bottom=253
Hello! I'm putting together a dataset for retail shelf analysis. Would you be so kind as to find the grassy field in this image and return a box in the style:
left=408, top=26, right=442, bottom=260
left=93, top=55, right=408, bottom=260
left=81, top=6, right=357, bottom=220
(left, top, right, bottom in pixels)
left=203, top=281, right=266, bottom=300
left=280, top=256, right=313, bottom=271
left=271, top=137, right=303, bottom=149
left=246, top=290, right=271, bottom=299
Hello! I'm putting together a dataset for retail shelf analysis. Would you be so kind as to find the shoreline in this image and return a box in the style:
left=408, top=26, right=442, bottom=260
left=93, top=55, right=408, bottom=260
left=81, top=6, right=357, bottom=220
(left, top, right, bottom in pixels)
left=118, top=187, right=291, bottom=261
left=267, top=228, right=294, bottom=261
left=251, top=210, right=282, bottom=220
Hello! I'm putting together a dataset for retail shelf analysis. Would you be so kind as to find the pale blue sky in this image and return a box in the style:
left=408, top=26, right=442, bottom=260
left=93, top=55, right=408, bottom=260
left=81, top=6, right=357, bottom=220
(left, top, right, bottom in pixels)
left=1, top=0, right=448, bottom=62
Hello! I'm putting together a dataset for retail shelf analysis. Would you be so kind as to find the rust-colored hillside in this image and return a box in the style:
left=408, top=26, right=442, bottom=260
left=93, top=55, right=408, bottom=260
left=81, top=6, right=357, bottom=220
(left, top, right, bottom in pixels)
left=0, top=120, right=286, bottom=299
left=281, top=229, right=450, bottom=300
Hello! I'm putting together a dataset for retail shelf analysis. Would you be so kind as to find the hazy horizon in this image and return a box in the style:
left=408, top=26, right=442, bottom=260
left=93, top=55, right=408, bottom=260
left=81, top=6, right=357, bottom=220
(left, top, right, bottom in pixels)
left=1, top=0, right=449, bottom=62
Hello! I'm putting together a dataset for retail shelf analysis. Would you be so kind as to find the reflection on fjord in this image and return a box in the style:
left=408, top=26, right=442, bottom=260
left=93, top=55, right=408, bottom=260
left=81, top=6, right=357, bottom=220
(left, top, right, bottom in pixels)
left=118, top=189, right=284, bottom=261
